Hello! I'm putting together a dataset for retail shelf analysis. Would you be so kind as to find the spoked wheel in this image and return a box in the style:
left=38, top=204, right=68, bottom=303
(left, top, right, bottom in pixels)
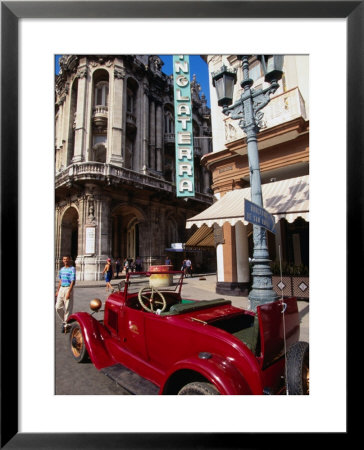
left=178, top=382, right=220, bottom=395
left=138, top=286, right=166, bottom=313
left=69, top=321, right=89, bottom=363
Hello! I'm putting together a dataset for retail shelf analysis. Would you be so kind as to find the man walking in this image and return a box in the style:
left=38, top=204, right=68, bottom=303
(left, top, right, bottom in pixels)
left=55, top=255, right=75, bottom=333
left=185, top=258, right=192, bottom=277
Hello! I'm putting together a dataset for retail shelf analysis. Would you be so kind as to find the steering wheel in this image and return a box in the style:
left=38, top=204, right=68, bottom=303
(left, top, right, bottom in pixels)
left=138, top=286, right=167, bottom=313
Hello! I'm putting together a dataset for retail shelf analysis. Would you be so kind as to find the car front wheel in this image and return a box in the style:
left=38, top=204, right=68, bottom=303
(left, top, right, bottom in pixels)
left=178, top=381, right=220, bottom=395
left=70, top=321, right=89, bottom=363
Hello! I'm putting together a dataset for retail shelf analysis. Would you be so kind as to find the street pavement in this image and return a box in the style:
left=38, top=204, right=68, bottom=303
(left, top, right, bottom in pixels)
left=55, top=273, right=309, bottom=395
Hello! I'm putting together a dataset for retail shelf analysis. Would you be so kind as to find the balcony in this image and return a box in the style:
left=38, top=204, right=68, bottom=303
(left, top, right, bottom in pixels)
left=55, top=162, right=174, bottom=192
left=164, top=133, right=175, bottom=146
left=92, top=105, right=108, bottom=129
left=224, top=87, right=307, bottom=143
left=261, top=87, right=307, bottom=128
left=126, top=112, right=137, bottom=133
left=55, top=162, right=213, bottom=204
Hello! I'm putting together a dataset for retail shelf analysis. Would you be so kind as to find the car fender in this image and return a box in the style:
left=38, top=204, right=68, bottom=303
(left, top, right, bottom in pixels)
left=161, top=353, right=257, bottom=395
left=68, top=312, right=115, bottom=370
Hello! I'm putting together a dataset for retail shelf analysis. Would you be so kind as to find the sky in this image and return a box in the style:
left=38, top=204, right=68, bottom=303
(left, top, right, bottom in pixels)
left=55, top=55, right=210, bottom=107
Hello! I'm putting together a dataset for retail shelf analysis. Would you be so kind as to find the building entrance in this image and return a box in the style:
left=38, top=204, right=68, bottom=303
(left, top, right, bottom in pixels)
left=60, top=207, right=78, bottom=263
left=111, top=205, right=143, bottom=263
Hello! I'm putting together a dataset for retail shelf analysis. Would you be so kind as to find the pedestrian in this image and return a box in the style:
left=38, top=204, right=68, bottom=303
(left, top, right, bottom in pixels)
left=135, top=256, right=142, bottom=272
left=185, top=258, right=192, bottom=277
left=55, top=255, right=75, bottom=334
left=123, top=257, right=129, bottom=274
left=129, top=258, right=135, bottom=272
left=181, top=259, right=187, bottom=274
left=165, top=256, right=171, bottom=266
left=102, top=258, right=114, bottom=292
left=115, top=257, right=121, bottom=278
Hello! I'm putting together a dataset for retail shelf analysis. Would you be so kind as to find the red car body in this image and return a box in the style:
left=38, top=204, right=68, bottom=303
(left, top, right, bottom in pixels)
left=68, top=270, right=306, bottom=395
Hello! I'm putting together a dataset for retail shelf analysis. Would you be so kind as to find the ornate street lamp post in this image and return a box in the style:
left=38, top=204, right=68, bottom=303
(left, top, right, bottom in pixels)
left=212, top=55, right=284, bottom=311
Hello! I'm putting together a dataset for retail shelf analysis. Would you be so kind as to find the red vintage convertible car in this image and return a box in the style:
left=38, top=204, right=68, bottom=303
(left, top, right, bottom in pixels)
left=68, top=270, right=309, bottom=395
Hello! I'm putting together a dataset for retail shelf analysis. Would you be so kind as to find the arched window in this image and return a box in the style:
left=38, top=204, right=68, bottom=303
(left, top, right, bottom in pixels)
left=164, top=108, right=174, bottom=134
left=127, top=88, right=135, bottom=113
left=92, top=143, right=106, bottom=163
left=94, top=81, right=109, bottom=106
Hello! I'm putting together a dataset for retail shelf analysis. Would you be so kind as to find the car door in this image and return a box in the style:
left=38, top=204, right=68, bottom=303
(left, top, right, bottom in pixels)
left=144, top=315, right=195, bottom=369
left=123, top=307, right=148, bottom=360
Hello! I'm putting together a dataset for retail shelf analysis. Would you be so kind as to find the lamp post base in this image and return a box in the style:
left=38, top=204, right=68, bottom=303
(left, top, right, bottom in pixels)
left=248, top=289, right=278, bottom=312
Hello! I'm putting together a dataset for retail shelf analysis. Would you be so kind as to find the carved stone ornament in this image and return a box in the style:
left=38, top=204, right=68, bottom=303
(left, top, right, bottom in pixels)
left=76, top=67, right=88, bottom=79
left=57, top=94, right=66, bottom=106
left=225, top=122, right=237, bottom=141
left=87, top=200, right=96, bottom=224
left=114, top=67, right=126, bottom=79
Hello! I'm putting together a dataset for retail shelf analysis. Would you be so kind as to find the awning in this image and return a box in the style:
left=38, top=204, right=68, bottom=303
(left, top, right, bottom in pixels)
left=186, top=175, right=309, bottom=229
left=185, top=224, right=214, bottom=248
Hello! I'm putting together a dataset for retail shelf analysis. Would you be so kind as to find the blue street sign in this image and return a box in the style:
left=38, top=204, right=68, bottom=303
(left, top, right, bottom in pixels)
left=244, top=198, right=276, bottom=234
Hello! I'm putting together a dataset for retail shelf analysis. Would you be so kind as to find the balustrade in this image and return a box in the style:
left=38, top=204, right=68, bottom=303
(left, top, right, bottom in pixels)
left=126, top=112, right=137, bottom=132
left=92, top=105, right=108, bottom=116
left=225, top=87, right=307, bottom=143
left=55, top=162, right=212, bottom=202
left=92, top=105, right=108, bottom=128
left=164, top=133, right=175, bottom=144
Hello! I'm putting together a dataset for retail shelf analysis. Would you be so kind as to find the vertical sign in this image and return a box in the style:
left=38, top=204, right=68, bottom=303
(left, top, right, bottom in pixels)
left=173, top=55, right=195, bottom=197
left=85, top=227, right=96, bottom=254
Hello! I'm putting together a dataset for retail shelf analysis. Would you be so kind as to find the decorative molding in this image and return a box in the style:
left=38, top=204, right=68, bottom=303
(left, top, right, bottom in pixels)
left=114, top=67, right=126, bottom=79
left=76, top=67, right=88, bottom=79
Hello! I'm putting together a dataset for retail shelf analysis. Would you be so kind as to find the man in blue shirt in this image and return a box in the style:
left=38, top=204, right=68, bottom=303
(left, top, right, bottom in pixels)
left=55, top=255, right=76, bottom=333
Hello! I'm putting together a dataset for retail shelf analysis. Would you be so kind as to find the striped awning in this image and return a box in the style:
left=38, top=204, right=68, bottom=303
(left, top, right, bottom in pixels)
left=185, top=224, right=214, bottom=248
left=186, top=175, right=309, bottom=229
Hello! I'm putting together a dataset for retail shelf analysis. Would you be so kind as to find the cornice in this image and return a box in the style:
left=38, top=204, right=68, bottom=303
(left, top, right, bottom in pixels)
left=226, top=116, right=309, bottom=154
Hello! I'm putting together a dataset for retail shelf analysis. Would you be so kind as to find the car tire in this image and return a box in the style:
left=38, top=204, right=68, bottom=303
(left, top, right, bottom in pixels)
left=70, top=321, right=89, bottom=363
left=178, top=381, right=220, bottom=395
left=286, top=341, right=309, bottom=395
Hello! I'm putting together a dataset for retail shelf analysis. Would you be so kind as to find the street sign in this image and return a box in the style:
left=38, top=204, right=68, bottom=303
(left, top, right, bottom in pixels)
left=173, top=55, right=195, bottom=198
left=244, top=198, right=276, bottom=234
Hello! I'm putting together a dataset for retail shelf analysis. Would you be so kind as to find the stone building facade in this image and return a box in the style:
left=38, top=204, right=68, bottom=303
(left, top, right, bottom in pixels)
left=55, top=55, right=213, bottom=280
left=187, top=55, right=309, bottom=296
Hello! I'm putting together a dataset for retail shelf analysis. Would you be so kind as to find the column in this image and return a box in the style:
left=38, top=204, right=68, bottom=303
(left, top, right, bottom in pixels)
left=155, top=102, right=163, bottom=172
left=109, top=65, right=125, bottom=165
left=216, top=243, right=224, bottom=283
left=215, top=222, right=249, bottom=296
left=72, top=65, right=88, bottom=163
left=141, top=83, right=149, bottom=173
left=74, top=193, right=86, bottom=281
left=222, top=222, right=237, bottom=283
left=274, top=220, right=284, bottom=263
left=61, top=97, right=69, bottom=167
left=202, top=167, right=210, bottom=193
left=149, top=100, right=156, bottom=170
left=97, top=194, right=112, bottom=258
left=235, top=222, right=250, bottom=286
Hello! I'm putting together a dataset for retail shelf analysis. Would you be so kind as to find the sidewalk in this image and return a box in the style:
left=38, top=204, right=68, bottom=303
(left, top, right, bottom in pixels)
left=74, top=273, right=249, bottom=306
left=73, top=273, right=309, bottom=342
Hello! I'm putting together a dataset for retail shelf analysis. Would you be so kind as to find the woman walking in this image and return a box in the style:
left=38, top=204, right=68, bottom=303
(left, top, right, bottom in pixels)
left=102, top=258, right=114, bottom=292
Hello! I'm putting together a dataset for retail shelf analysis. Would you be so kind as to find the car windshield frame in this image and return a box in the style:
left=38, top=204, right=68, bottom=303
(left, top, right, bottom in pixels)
left=122, top=270, right=185, bottom=298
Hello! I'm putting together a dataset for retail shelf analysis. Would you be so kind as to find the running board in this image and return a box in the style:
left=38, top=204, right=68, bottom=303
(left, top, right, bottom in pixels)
left=101, top=363, right=159, bottom=395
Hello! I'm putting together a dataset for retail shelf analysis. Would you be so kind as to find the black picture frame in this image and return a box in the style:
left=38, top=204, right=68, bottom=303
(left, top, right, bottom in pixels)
left=1, top=1, right=357, bottom=448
